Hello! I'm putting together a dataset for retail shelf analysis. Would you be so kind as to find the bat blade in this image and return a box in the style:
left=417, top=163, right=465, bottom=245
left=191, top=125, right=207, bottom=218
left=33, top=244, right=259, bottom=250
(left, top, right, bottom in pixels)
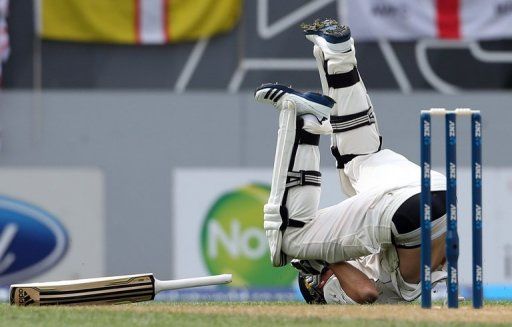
left=10, top=274, right=155, bottom=306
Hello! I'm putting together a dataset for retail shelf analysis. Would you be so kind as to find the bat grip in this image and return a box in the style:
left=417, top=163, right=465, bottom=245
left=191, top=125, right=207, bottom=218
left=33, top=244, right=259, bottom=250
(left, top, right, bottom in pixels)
left=154, top=274, right=232, bottom=293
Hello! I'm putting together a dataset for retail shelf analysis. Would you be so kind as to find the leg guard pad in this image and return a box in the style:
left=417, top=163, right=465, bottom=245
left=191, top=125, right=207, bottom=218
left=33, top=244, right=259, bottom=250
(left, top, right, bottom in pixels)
left=263, top=203, right=288, bottom=266
left=330, top=107, right=382, bottom=169
left=265, top=102, right=322, bottom=267
left=265, top=102, right=296, bottom=267
left=313, top=45, right=329, bottom=95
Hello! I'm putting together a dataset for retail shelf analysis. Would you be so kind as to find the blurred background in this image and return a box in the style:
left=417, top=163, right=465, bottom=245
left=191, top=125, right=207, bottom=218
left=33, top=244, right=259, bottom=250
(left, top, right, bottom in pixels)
left=0, top=0, right=511, bottom=302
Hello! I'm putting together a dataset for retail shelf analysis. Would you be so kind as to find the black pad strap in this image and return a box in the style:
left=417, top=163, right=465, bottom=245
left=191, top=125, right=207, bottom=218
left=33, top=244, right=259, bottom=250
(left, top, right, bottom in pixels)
left=278, top=119, right=322, bottom=232
left=331, top=147, right=357, bottom=169
left=288, top=219, right=306, bottom=228
left=298, top=130, right=320, bottom=145
left=286, top=170, right=321, bottom=188
left=278, top=116, right=327, bottom=235
left=330, top=107, right=375, bottom=133
left=279, top=206, right=306, bottom=229
left=296, top=119, right=320, bottom=145
left=324, top=65, right=360, bottom=89
left=331, top=137, right=383, bottom=169
left=279, top=205, right=289, bottom=231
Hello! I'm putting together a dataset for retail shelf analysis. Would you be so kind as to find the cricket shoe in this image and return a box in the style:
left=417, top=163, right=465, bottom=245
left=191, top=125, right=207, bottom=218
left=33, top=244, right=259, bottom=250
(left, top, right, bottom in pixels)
left=301, top=18, right=352, bottom=53
left=254, top=83, right=334, bottom=122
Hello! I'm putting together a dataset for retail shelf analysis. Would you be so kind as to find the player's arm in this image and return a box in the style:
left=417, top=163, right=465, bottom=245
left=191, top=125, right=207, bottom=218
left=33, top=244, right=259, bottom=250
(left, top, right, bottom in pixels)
left=329, top=261, right=379, bottom=304
left=294, top=259, right=379, bottom=305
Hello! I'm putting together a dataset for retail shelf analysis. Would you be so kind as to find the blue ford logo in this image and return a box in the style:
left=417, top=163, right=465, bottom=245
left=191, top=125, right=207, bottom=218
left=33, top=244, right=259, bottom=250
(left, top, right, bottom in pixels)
left=0, top=196, right=68, bottom=285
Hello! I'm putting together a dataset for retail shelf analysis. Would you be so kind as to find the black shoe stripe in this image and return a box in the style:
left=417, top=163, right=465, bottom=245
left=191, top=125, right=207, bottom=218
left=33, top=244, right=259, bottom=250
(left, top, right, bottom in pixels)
left=264, top=89, right=272, bottom=99
left=269, top=89, right=280, bottom=100
left=273, top=90, right=286, bottom=102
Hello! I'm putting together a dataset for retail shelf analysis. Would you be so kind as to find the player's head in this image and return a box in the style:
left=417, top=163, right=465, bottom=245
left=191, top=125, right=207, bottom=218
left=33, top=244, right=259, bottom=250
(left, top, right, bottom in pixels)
left=299, top=269, right=366, bottom=305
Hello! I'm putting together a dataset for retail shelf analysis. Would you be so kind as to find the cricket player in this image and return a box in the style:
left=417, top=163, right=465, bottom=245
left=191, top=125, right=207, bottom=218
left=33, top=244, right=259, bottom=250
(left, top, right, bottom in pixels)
left=254, top=19, right=448, bottom=304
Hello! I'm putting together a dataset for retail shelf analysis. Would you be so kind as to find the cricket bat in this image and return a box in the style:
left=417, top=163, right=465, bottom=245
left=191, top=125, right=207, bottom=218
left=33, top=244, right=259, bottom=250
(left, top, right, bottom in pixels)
left=10, top=273, right=232, bottom=306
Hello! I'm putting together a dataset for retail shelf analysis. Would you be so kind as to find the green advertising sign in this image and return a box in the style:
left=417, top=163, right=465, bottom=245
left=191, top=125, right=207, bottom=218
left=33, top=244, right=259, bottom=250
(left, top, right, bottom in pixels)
left=200, top=183, right=297, bottom=287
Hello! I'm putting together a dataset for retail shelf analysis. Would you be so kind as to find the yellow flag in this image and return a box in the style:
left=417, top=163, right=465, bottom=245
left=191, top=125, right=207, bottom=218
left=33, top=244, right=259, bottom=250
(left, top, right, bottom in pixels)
left=38, top=0, right=241, bottom=44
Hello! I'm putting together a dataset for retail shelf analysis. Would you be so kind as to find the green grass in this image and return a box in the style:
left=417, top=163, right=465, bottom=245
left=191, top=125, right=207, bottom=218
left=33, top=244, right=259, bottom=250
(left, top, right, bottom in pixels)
left=1, top=302, right=512, bottom=327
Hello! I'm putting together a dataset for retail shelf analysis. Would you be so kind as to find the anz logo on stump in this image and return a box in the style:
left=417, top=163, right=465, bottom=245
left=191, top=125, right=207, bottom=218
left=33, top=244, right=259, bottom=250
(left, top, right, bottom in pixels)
left=0, top=196, right=68, bottom=285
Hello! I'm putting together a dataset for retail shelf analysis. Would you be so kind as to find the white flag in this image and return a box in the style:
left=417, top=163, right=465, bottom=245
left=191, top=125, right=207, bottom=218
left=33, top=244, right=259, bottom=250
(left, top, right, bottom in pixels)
left=346, top=0, right=512, bottom=41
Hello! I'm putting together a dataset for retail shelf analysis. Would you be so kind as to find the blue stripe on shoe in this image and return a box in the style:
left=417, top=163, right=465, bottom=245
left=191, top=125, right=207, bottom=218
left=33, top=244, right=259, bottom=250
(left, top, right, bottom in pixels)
left=255, top=83, right=335, bottom=108
left=302, top=92, right=335, bottom=108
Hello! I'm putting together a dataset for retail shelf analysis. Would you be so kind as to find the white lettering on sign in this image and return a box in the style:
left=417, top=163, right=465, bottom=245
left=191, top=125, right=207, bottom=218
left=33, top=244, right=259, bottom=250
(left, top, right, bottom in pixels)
left=0, top=224, right=17, bottom=274
left=208, top=220, right=267, bottom=259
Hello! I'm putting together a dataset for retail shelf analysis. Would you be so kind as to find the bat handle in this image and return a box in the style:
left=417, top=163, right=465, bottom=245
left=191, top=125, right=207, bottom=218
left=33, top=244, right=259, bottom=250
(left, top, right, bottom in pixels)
left=154, top=274, right=232, bottom=293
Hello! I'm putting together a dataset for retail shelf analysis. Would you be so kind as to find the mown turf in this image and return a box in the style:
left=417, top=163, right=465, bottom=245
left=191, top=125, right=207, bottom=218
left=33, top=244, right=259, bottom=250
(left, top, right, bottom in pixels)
left=1, top=302, right=512, bottom=327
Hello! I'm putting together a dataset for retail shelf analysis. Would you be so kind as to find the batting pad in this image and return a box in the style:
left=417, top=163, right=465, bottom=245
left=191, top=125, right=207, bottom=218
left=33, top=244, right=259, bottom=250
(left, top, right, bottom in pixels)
left=264, top=101, right=297, bottom=267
